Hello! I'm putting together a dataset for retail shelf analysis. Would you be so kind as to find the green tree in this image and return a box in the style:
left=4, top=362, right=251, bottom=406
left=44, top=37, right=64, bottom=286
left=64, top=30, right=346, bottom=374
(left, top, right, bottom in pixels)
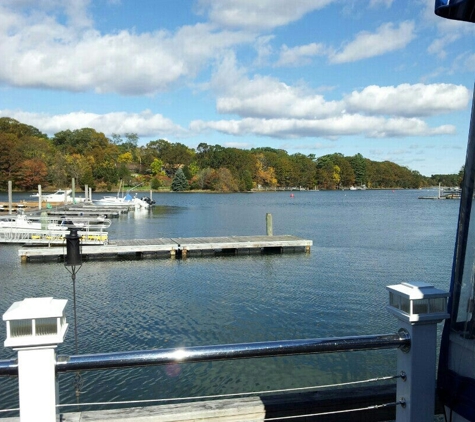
left=349, top=153, right=367, bottom=186
left=0, top=117, right=48, bottom=139
left=240, top=170, right=254, bottom=191
left=171, top=168, right=189, bottom=191
left=150, top=158, right=165, bottom=175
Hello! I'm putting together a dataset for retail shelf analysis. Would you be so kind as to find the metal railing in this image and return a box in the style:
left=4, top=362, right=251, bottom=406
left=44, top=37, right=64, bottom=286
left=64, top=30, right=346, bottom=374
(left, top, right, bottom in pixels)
left=0, top=331, right=410, bottom=376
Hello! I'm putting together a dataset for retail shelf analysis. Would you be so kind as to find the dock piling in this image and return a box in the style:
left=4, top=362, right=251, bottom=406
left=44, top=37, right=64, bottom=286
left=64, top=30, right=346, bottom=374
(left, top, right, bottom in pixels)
left=266, top=213, right=273, bottom=236
left=8, top=181, right=12, bottom=215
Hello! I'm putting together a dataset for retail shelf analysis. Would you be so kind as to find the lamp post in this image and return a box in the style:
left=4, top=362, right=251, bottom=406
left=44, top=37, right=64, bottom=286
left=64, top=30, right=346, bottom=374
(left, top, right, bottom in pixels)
left=64, top=227, right=82, bottom=398
left=65, top=227, right=82, bottom=354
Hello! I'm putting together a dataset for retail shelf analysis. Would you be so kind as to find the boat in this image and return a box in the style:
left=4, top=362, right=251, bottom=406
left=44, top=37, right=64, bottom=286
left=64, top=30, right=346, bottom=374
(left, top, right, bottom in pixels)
left=0, top=213, right=67, bottom=231
left=93, top=192, right=135, bottom=207
left=441, top=187, right=461, bottom=199
left=95, top=194, right=155, bottom=209
left=30, top=189, right=72, bottom=202
left=93, top=181, right=155, bottom=209
left=349, top=184, right=366, bottom=191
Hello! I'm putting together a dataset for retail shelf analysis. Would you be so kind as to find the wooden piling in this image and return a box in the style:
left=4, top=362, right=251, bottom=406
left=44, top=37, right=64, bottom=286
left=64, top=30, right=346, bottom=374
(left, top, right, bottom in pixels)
left=266, top=213, right=273, bottom=236
left=38, top=184, right=42, bottom=210
left=8, top=181, right=12, bottom=215
left=72, top=178, right=76, bottom=203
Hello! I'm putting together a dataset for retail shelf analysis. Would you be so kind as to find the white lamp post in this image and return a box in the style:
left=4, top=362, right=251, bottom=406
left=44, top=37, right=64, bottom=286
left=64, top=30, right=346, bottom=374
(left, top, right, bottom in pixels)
left=3, top=297, right=68, bottom=422
left=387, top=282, right=449, bottom=422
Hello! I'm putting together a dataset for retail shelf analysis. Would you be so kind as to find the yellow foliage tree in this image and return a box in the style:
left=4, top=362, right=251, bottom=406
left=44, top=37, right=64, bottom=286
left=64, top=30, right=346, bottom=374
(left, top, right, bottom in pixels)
left=255, top=154, right=277, bottom=188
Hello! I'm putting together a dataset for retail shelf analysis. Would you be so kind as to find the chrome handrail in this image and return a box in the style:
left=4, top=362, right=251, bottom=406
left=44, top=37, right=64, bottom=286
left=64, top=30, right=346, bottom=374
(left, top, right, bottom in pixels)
left=0, top=331, right=410, bottom=376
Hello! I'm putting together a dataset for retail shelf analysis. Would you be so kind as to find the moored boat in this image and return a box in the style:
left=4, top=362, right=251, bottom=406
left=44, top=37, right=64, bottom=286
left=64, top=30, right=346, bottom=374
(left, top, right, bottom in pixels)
left=94, top=193, right=155, bottom=209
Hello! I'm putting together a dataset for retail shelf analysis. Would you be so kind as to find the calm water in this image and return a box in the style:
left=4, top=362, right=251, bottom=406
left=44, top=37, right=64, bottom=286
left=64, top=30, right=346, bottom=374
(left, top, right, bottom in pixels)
left=0, top=190, right=459, bottom=415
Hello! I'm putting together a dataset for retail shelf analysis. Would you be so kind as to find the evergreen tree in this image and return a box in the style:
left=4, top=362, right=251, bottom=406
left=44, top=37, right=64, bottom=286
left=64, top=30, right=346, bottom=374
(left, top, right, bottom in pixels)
left=171, top=168, right=189, bottom=191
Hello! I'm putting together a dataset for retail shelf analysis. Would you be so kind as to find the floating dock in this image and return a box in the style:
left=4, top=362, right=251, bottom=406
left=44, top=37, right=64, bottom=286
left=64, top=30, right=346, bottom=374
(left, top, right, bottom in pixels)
left=18, top=235, right=312, bottom=262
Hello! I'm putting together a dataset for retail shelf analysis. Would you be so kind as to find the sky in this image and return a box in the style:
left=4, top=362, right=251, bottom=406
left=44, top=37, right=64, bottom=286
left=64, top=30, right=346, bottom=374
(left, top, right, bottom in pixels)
left=1, top=0, right=475, bottom=176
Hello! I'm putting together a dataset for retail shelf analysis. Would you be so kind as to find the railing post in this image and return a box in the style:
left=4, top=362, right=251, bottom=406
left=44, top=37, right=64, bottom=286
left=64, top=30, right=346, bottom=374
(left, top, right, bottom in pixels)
left=2, top=297, right=68, bottom=422
left=386, top=282, right=449, bottom=422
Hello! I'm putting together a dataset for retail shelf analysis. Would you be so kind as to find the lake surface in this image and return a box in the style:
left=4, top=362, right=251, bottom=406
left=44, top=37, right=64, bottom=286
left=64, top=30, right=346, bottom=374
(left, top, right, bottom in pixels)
left=0, top=189, right=460, bottom=415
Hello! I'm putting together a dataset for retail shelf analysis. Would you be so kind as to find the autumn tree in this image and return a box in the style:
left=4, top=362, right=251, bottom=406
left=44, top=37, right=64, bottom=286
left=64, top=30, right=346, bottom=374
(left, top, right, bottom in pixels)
left=192, top=168, right=215, bottom=190
left=0, top=133, right=23, bottom=189
left=15, top=159, right=48, bottom=190
left=213, top=168, right=239, bottom=192
left=255, top=154, right=277, bottom=189
left=64, top=154, right=94, bottom=187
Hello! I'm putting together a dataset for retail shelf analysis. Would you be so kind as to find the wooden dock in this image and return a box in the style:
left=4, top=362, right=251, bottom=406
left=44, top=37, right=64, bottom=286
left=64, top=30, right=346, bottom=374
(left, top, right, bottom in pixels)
left=18, top=235, right=312, bottom=262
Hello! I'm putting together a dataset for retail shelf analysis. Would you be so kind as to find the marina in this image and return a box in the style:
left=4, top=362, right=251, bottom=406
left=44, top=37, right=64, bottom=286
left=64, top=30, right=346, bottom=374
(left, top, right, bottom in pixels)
left=0, top=189, right=460, bottom=421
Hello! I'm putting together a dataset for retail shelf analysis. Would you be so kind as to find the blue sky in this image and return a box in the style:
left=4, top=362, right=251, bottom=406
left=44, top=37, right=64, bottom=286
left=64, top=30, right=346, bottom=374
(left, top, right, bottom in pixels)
left=1, top=0, right=475, bottom=176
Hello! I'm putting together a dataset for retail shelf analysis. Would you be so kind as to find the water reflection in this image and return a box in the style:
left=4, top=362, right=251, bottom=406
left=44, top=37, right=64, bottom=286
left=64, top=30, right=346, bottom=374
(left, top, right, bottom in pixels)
left=0, top=190, right=459, bottom=414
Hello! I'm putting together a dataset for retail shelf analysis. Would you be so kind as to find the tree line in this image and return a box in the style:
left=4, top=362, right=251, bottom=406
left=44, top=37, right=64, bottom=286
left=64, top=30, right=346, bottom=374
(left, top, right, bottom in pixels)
left=0, top=117, right=462, bottom=192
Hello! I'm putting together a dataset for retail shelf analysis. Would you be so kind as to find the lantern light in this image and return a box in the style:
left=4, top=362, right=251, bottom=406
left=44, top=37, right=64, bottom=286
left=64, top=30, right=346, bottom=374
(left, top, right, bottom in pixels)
left=387, top=281, right=449, bottom=323
left=65, top=228, right=82, bottom=267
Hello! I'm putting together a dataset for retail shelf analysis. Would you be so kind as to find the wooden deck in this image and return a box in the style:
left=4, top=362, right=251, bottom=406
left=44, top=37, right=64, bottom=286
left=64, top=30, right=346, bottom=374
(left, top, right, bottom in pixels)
left=18, top=235, right=312, bottom=262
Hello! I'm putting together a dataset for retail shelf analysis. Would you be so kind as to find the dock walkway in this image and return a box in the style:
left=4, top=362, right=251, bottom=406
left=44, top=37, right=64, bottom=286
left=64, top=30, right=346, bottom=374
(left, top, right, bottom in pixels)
left=18, top=235, right=312, bottom=262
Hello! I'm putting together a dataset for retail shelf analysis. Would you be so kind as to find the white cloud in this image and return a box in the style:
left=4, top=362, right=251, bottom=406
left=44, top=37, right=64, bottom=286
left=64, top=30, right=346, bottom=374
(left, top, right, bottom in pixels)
left=0, top=3, right=254, bottom=95
left=211, top=56, right=470, bottom=120
left=329, top=21, right=416, bottom=64
left=0, top=110, right=187, bottom=138
left=216, top=76, right=342, bottom=119
left=344, top=83, right=470, bottom=117
left=369, top=0, right=394, bottom=8
left=427, top=33, right=460, bottom=59
left=190, top=115, right=455, bottom=139
left=200, top=58, right=465, bottom=140
left=276, top=43, right=325, bottom=67
left=198, top=0, right=335, bottom=30
left=211, top=53, right=342, bottom=119
left=253, top=35, right=275, bottom=66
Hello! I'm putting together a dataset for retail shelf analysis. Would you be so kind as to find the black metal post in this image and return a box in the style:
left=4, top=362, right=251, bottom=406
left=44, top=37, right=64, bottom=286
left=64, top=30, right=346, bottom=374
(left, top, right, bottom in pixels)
left=64, top=227, right=83, bottom=398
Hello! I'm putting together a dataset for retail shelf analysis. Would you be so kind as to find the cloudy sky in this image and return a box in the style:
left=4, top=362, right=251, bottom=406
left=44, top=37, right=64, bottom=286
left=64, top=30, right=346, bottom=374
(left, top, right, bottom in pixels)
left=1, top=0, right=474, bottom=176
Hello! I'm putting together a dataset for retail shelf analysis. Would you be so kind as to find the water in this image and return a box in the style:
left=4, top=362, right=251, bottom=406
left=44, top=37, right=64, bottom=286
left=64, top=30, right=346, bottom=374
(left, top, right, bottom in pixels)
left=0, top=190, right=459, bottom=415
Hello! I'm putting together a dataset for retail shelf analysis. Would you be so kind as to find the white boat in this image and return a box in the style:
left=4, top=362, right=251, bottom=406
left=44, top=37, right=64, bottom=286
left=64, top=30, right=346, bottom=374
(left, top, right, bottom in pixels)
left=0, top=213, right=67, bottom=231
left=30, top=189, right=72, bottom=202
left=94, top=194, right=155, bottom=209
left=94, top=181, right=155, bottom=209
left=349, top=184, right=367, bottom=191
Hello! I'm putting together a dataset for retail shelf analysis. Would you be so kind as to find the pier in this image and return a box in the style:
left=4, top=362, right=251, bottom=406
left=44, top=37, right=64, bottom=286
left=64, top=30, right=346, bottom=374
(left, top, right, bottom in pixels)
left=18, top=235, right=312, bottom=262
